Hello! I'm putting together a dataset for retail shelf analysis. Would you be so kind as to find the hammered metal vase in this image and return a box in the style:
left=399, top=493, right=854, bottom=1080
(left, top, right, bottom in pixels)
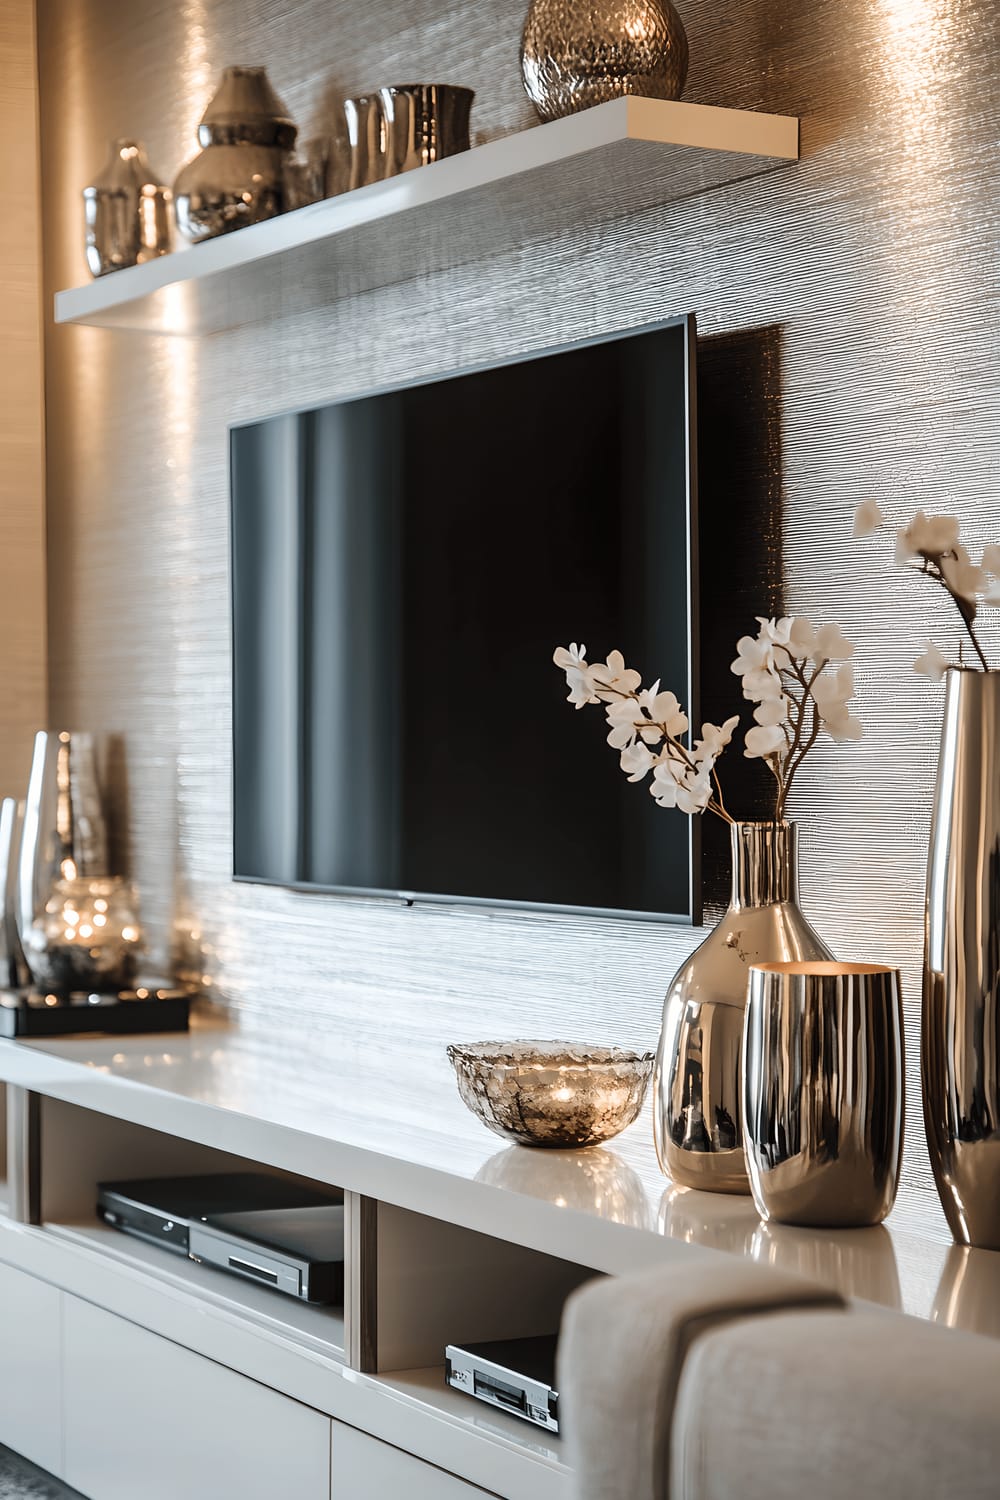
left=173, top=66, right=297, bottom=242
left=654, top=822, right=833, bottom=1194
left=520, top=0, right=689, bottom=122
left=743, top=962, right=904, bottom=1228
left=923, top=669, right=1000, bottom=1249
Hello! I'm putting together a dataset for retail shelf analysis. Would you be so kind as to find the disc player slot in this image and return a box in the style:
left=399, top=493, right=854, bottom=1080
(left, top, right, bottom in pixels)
left=473, top=1371, right=527, bottom=1414
left=228, top=1256, right=280, bottom=1285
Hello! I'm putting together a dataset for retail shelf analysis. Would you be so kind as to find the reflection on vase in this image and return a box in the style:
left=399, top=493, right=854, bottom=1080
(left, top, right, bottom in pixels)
left=932, top=1246, right=1000, bottom=1340
left=0, top=799, right=27, bottom=988
left=657, top=1184, right=759, bottom=1257
left=476, top=1145, right=651, bottom=1230
left=751, top=1221, right=902, bottom=1312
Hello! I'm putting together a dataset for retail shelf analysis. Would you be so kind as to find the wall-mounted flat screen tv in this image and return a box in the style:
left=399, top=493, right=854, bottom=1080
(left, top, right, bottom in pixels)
left=231, top=314, right=698, bottom=921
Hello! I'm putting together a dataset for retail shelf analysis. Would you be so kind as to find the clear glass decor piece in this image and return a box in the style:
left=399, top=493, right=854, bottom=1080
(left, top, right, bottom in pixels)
left=447, top=1040, right=655, bottom=1148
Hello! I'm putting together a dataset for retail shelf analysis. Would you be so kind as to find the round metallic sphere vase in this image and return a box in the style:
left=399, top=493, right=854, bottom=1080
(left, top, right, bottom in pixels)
left=173, top=66, right=297, bottom=243
left=520, top=0, right=689, bottom=122
left=448, top=1041, right=654, bottom=1148
left=654, top=822, right=833, bottom=1195
left=742, top=962, right=905, bottom=1229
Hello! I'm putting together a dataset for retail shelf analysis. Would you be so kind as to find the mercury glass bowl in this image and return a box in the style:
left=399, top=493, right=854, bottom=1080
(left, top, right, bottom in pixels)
left=447, top=1040, right=655, bottom=1148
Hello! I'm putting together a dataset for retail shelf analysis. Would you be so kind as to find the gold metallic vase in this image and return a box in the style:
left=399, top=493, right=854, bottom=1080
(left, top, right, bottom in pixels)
left=743, top=962, right=904, bottom=1228
left=654, top=822, right=833, bottom=1194
left=520, top=0, right=689, bottom=122
left=923, top=669, right=1000, bottom=1249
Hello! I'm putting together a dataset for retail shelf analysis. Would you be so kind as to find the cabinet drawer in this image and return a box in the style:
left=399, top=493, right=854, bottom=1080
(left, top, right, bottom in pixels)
left=64, top=1296, right=331, bottom=1500
left=0, top=1258, right=62, bottom=1474
left=332, top=1422, right=495, bottom=1498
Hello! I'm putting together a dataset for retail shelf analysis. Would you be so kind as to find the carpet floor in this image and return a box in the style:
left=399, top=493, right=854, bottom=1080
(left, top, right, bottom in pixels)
left=0, top=1449, right=83, bottom=1499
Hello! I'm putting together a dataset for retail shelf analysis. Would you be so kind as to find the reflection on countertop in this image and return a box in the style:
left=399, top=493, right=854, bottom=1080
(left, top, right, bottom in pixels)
left=477, top=1145, right=651, bottom=1231
left=933, top=1247, right=1000, bottom=1340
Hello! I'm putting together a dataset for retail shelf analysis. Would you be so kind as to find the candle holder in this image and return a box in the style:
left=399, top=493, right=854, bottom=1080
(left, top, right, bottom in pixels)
left=447, top=1041, right=654, bottom=1148
left=19, top=873, right=143, bottom=992
left=742, top=961, right=904, bottom=1228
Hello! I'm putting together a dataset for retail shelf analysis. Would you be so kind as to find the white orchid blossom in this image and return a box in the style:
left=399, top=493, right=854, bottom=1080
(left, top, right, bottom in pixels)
left=730, top=616, right=864, bottom=818
left=913, top=642, right=950, bottom=682
left=854, top=503, right=997, bottom=672
left=554, top=613, right=862, bottom=827
left=552, top=645, right=737, bottom=823
left=852, top=499, right=885, bottom=538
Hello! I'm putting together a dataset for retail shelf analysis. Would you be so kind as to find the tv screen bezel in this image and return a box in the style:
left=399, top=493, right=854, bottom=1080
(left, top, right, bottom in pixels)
left=229, top=311, right=701, bottom=925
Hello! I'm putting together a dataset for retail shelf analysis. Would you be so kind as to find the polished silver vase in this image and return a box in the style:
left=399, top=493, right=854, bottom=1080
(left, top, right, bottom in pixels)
left=743, top=962, right=904, bottom=1227
left=379, top=85, right=473, bottom=175
left=923, top=669, right=1000, bottom=1249
left=173, top=66, right=297, bottom=242
left=654, top=822, right=833, bottom=1194
left=83, top=139, right=171, bottom=277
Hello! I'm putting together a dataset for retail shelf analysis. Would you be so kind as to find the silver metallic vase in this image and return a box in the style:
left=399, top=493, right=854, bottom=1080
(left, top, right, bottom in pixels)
left=16, top=731, right=143, bottom=991
left=520, top=0, right=689, bottom=122
left=923, top=669, right=1000, bottom=1249
left=379, top=85, right=474, bottom=175
left=654, top=822, right=833, bottom=1194
left=173, top=66, right=297, bottom=242
left=83, top=139, right=171, bottom=277
left=743, top=962, right=904, bottom=1228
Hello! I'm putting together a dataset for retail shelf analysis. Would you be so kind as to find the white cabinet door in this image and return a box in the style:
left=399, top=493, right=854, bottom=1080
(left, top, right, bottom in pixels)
left=332, top=1422, right=495, bottom=1498
left=0, top=1257, right=62, bottom=1475
left=64, top=1296, right=331, bottom=1500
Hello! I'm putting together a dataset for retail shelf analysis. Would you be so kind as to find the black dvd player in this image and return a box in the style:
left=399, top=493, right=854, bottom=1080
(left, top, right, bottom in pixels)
left=97, top=1172, right=341, bottom=1258
left=189, top=1204, right=345, bottom=1304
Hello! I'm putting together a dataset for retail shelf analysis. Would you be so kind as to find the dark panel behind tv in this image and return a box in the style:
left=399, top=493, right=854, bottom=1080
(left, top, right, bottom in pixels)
left=231, top=316, right=697, bottom=920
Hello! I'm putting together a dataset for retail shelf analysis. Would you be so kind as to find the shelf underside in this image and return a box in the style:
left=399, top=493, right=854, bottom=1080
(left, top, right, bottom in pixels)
left=54, top=97, right=798, bottom=335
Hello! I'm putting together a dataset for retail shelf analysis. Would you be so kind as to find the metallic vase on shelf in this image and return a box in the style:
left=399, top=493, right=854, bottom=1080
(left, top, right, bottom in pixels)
left=923, top=669, right=1000, bottom=1249
left=379, top=85, right=474, bottom=176
left=83, top=139, right=171, bottom=277
left=742, top=962, right=905, bottom=1228
left=654, top=821, right=833, bottom=1195
left=173, top=66, right=298, bottom=242
left=343, top=95, right=389, bottom=192
left=16, top=731, right=142, bottom=992
left=0, top=798, right=28, bottom=989
left=520, top=0, right=689, bottom=122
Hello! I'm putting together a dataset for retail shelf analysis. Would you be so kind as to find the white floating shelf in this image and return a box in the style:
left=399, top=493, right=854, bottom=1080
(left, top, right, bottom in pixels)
left=55, top=97, right=799, bottom=336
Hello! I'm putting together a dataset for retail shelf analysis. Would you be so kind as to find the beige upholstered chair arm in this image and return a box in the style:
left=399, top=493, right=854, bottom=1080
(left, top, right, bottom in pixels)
left=557, top=1260, right=844, bottom=1500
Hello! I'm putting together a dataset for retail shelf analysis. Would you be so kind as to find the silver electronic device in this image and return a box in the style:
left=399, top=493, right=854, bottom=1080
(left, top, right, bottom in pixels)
left=189, top=1203, right=345, bottom=1304
left=445, top=1336, right=559, bottom=1433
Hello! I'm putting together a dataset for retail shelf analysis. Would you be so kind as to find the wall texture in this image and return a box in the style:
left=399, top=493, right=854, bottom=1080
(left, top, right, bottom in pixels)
left=0, top=0, right=46, bottom=789
left=34, top=0, right=1000, bottom=1230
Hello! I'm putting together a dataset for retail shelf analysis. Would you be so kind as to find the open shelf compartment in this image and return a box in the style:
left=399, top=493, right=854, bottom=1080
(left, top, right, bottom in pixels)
left=34, top=1095, right=348, bottom=1363
left=54, top=96, right=799, bottom=336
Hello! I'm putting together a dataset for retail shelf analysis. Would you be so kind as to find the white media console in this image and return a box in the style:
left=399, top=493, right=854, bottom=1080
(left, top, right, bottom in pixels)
left=0, top=1010, right=985, bottom=1499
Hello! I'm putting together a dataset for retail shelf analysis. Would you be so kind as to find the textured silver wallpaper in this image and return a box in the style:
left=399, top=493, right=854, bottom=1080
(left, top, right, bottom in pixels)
left=34, top=0, right=1000, bottom=1230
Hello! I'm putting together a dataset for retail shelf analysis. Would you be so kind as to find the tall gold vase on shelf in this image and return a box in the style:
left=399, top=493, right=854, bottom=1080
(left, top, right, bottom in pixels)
left=653, top=821, right=833, bottom=1194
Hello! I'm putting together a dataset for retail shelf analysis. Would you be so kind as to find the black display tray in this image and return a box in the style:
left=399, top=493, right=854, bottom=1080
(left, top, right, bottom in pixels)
left=0, top=983, right=191, bottom=1038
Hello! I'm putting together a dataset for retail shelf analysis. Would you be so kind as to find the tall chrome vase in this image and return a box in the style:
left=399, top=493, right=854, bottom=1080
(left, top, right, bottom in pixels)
left=923, top=669, right=1000, bottom=1248
left=654, top=821, right=833, bottom=1194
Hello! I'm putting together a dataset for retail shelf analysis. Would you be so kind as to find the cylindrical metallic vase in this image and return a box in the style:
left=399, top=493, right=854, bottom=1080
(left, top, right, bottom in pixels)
left=743, top=961, right=904, bottom=1228
left=0, top=798, right=28, bottom=988
left=923, top=669, right=1000, bottom=1249
left=379, top=84, right=473, bottom=176
left=520, top=0, right=689, bottom=122
left=344, top=96, right=389, bottom=192
left=654, top=822, right=833, bottom=1195
left=83, top=138, right=171, bottom=277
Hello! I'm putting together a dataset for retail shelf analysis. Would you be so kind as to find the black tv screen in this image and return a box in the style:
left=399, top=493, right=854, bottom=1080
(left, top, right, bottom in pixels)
left=231, top=314, right=698, bottom=920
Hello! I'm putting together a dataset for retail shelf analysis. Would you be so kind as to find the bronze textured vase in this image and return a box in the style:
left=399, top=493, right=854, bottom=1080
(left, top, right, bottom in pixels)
left=520, top=0, right=689, bottom=122
left=173, top=66, right=297, bottom=242
left=654, top=822, right=833, bottom=1194
left=923, top=669, right=1000, bottom=1249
